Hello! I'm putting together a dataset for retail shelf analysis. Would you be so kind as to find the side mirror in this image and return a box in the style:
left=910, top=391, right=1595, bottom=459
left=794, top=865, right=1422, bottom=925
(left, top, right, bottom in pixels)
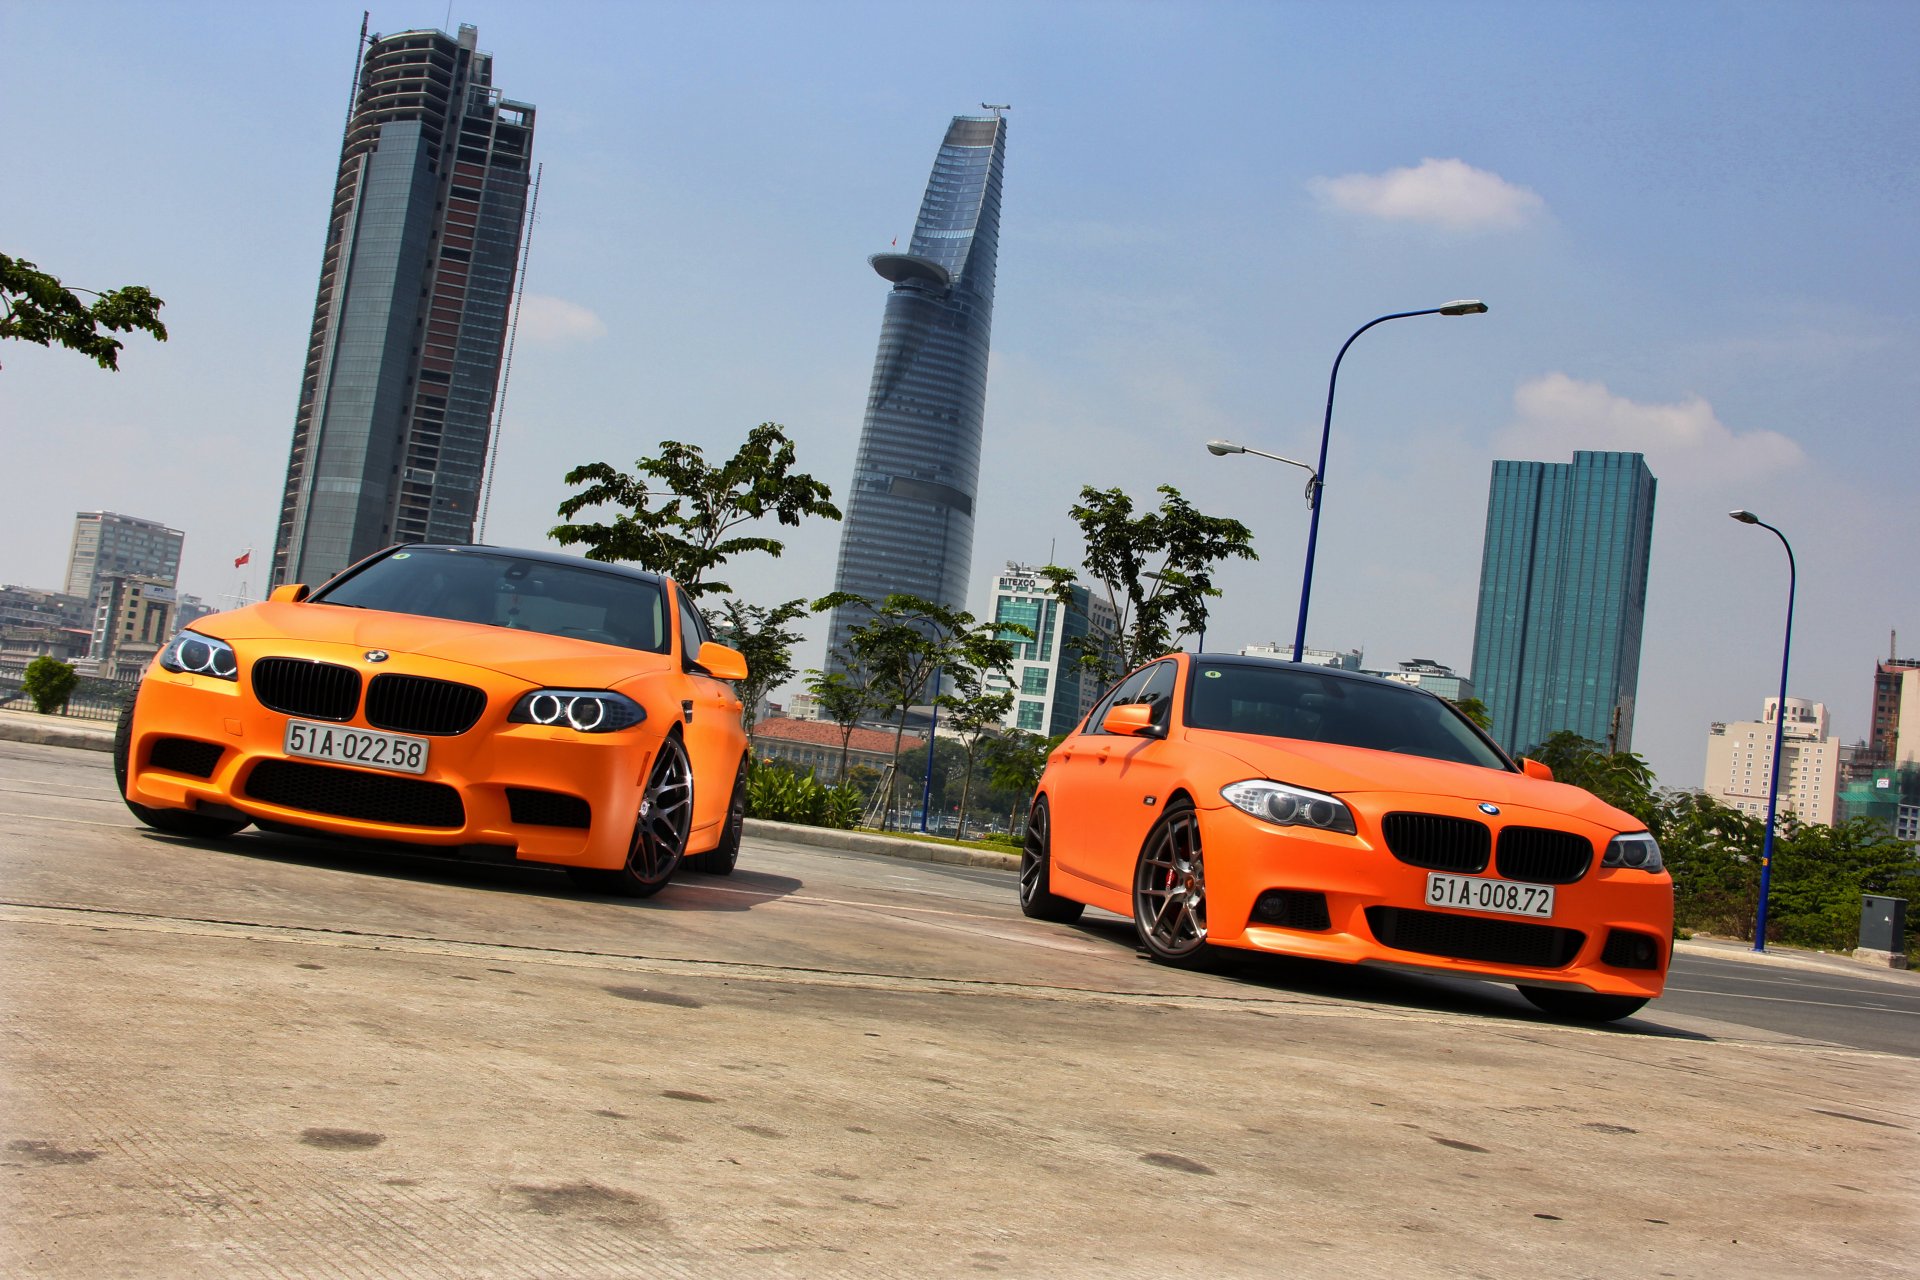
left=695, top=640, right=749, bottom=682
left=1521, top=758, right=1554, bottom=781
left=1101, top=702, right=1164, bottom=739
left=269, top=584, right=310, bottom=604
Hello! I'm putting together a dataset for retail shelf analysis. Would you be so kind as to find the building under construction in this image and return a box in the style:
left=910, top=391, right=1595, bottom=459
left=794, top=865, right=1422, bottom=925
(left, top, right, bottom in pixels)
left=273, top=23, right=535, bottom=588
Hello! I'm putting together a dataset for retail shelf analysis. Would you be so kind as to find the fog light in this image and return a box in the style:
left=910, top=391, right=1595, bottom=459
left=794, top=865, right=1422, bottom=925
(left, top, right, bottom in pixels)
left=1252, top=890, right=1331, bottom=931
left=1602, top=929, right=1663, bottom=970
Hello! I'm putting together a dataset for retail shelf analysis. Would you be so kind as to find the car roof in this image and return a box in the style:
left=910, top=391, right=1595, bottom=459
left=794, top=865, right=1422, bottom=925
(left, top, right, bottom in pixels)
left=1188, top=652, right=1408, bottom=691
left=391, top=544, right=671, bottom=589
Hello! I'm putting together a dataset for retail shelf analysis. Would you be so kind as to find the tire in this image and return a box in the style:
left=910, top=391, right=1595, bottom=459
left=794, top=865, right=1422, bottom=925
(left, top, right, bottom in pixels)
left=683, top=756, right=746, bottom=876
left=1518, top=986, right=1649, bottom=1024
left=1132, top=797, right=1212, bottom=966
left=114, top=699, right=249, bottom=840
left=570, top=735, right=693, bottom=898
left=1018, top=796, right=1084, bottom=923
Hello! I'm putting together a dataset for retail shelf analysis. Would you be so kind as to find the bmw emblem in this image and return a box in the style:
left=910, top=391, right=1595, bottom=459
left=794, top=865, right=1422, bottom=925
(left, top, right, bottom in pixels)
left=364, top=650, right=389, bottom=663
left=1478, top=802, right=1500, bottom=816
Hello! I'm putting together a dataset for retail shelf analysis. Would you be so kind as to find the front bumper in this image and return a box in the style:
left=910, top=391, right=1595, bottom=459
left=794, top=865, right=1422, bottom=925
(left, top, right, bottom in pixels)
left=1195, top=802, right=1673, bottom=999
left=123, top=659, right=657, bottom=871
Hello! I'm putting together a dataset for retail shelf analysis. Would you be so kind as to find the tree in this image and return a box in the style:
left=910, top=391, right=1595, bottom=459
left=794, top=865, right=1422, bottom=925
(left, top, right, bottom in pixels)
left=1042, top=484, right=1256, bottom=684
left=552, top=422, right=840, bottom=598
left=804, top=666, right=873, bottom=785
left=936, top=673, right=1015, bottom=839
left=982, top=729, right=1055, bottom=799
left=821, top=592, right=1023, bottom=830
left=711, top=597, right=809, bottom=735
left=22, top=657, right=78, bottom=715
left=2, top=255, right=167, bottom=371
left=1453, top=696, right=1492, bottom=731
left=1519, top=730, right=1659, bottom=825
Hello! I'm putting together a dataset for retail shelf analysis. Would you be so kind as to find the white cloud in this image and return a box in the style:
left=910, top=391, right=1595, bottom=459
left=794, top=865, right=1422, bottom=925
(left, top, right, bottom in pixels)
left=516, top=294, right=606, bottom=345
left=1496, top=373, right=1805, bottom=481
left=1308, top=157, right=1545, bottom=230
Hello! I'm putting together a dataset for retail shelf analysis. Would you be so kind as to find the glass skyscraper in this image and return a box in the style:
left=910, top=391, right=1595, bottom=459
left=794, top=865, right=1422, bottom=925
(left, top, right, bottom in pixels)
left=826, top=112, right=1008, bottom=661
left=273, top=24, right=534, bottom=588
left=1468, top=451, right=1658, bottom=754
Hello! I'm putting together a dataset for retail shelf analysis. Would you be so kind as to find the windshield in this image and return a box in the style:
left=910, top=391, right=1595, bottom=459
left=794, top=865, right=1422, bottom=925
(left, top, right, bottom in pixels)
left=311, top=547, right=671, bottom=654
left=1185, top=661, right=1510, bottom=770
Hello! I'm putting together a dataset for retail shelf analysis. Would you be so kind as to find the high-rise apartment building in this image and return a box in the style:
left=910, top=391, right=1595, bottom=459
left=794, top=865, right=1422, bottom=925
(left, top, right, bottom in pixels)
left=1469, top=451, right=1657, bottom=753
left=64, top=511, right=184, bottom=605
left=1703, top=696, right=1841, bottom=826
left=273, top=23, right=535, bottom=588
left=1869, top=650, right=1920, bottom=768
left=982, top=563, right=1117, bottom=735
left=826, top=111, right=1008, bottom=662
left=90, top=576, right=178, bottom=681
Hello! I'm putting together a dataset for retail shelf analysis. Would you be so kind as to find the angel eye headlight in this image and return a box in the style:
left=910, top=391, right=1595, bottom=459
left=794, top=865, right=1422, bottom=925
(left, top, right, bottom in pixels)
left=1221, top=779, right=1356, bottom=835
left=159, top=630, right=238, bottom=680
left=1603, top=832, right=1664, bottom=872
left=508, top=689, right=645, bottom=733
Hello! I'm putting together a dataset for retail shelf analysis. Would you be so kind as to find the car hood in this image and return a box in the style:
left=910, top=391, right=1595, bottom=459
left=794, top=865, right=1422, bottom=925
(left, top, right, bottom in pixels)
left=1190, top=729, right=1637, bottom=830
left=197, top=602, right=675, bottom=687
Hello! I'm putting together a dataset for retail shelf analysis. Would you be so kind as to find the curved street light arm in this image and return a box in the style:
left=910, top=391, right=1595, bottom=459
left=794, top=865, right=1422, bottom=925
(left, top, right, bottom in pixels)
left=1741, top=515, right=1796, bottom=953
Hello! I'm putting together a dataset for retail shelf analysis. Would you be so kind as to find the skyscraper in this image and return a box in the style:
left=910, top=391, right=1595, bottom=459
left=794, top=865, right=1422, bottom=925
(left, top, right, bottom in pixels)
left=272, top=23, right=535, bottom=589
left=826, top=111, right=1008, bottom=661
left=1468, top=451, right=1657, bottom=753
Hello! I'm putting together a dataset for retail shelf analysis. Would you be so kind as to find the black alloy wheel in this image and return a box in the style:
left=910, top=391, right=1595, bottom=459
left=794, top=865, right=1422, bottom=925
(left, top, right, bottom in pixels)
left=1132, top=797, right=1212, bottom=965
left=113, top=700, right=250, bottom=840
left=684, top=756, right=747, bottom=876
left=1517, top=985, right=1649, bottom=1024
left=570, top=734, right=693, bottom=898
left=1018, top=796, right=1084, bottom=923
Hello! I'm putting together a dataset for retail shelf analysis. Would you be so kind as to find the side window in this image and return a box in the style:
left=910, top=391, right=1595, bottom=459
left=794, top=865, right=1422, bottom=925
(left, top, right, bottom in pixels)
left=1085, top=664, right=1154, bottom=735
left=676, top=587, right=712, bottom=670
left=1133, top=661, right=1177, bottom=729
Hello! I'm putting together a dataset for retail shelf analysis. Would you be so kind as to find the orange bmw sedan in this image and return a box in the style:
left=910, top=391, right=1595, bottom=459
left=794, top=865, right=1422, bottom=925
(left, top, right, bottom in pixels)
left=1020, top=653, right=1672, bottom=1021
left=116, top=544, right=749, bottom=896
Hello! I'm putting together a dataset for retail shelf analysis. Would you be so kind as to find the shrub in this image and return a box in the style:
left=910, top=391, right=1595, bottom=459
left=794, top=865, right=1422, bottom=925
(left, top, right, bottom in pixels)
left=22, top=657, right=78, bottom=715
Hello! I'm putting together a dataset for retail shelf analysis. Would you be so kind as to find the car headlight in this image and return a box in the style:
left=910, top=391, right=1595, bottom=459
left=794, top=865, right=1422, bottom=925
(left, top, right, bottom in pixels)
left=1603, top=832, right=1664, bottom=872
left=1221, top=779, right=1356, bottom=835
left=508, top=689, right=645, bottom=733
left=159, top=630, right=238, bottom=681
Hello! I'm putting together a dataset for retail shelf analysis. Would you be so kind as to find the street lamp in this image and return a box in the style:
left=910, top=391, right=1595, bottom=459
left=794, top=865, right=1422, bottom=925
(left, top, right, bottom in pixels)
left=1205, top=439, right=1320, bottom=502
left=1289, top=300, right=1488, bottom=662
left=1729, top=509, right=1796, bottom=953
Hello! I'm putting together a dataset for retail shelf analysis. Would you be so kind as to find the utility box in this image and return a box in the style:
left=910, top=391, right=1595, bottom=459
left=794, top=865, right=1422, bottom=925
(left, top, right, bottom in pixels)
left=1859, top=896, right=1907, bottom=953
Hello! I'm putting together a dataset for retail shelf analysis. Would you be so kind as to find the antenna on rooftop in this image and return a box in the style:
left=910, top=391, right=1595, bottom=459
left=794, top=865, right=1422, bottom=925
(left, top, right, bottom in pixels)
left=981, top=103, right=1011, bottom=117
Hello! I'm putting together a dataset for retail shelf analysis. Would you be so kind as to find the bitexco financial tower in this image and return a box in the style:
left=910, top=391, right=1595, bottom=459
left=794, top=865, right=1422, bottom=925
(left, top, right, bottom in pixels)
left=826, top=111, right=1008, bottom=660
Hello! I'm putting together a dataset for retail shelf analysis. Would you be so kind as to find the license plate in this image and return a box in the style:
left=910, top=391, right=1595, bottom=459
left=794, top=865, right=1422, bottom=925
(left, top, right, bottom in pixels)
left=284, top=720, right=429, bottom=775
left=1425, top=872, right=1555, bottom=919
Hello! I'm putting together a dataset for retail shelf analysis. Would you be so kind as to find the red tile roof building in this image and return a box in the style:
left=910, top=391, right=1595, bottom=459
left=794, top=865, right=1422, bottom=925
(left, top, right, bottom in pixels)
left=750, top=716, right=922, bottom=782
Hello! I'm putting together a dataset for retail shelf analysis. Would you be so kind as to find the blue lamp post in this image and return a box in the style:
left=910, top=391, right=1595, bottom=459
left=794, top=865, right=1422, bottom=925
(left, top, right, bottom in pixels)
left=1289, top=301, right=1488, bottom=662
left=1730, top=509, right=1796, bottom=953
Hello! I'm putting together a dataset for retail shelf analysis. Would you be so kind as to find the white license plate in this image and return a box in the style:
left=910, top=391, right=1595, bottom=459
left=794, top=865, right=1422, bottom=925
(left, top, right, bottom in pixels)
left=284, top=720, right=429, bottom=775
left=1425, top=872, right=1555, bottom=919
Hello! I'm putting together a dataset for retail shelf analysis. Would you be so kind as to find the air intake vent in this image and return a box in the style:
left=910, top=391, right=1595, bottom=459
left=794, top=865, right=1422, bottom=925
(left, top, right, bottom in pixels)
left=149, top=737, right=224, bottom=779
left=366, top=673, right=487, bottom=736
left=245, top=759, right=464, bottom=828
left=507, top=788, right=591, bottom=829
left=252, top=658, right=360, bottom=721
left=1381, top=813, right=1491, bottom=873
left=1495, top=827, right=1594, bottom=884
left=1365, top=907, right=1585, bottom=969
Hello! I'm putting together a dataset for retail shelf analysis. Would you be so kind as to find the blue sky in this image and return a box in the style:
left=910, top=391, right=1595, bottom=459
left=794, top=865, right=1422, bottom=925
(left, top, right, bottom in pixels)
left=5, top=0, right=1915, bottom=785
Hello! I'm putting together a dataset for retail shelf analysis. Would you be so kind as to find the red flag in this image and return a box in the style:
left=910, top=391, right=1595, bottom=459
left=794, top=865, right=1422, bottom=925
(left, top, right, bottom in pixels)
left=234, top=550, right=251, bottom=567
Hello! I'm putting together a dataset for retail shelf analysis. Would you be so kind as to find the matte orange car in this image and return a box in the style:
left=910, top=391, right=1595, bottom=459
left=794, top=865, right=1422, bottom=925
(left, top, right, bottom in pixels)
left=116, top=544, right=750, bottom=896
left=1020, top=653, right=1672, bottom=1021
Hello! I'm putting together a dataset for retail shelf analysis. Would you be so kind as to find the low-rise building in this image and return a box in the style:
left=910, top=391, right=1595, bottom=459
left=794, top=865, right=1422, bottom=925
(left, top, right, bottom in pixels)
left=750, top=716, right=924, bottom=784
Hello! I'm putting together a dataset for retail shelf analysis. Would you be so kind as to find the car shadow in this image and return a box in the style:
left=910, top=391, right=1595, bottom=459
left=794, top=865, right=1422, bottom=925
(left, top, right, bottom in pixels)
left=143, top=827, right=804, bottom=912
left=1064, top=914, right=1711, bottom=1040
